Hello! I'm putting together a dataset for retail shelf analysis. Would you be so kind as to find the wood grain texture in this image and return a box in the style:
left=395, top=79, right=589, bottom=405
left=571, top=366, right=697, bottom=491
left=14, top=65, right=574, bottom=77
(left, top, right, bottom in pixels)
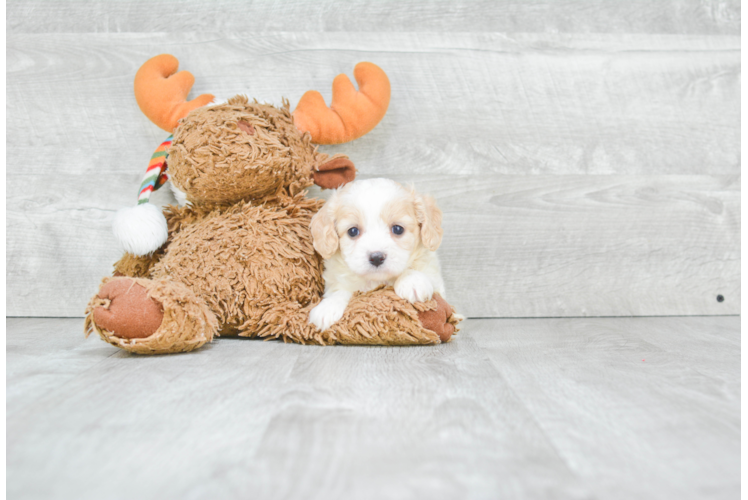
left=6, top=172, right=740, bottom=318
left=7, top=0, right=741, bottom=34
left=740, top=332, right=748, bottom=496
left=411, top=173, right=740, bottom=318
left=7, top=316, right=740, bottom=499
left=738, top=70, right=748, bottom=318
left=7, top=33, right=740, bottom=176
left=470, top=316, right=741, bottom=500
left=740, top=188, right=748, bottom=318
left=6, top=32, right=740, bottom=317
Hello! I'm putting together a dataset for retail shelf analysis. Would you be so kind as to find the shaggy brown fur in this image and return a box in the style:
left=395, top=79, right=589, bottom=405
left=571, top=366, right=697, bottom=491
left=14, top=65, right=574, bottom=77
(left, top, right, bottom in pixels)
left=151, top=193, right=325, bottom=336
left=87, top=98, right=460, bottom=354
left=85, top=277, right=218, bottom=354
left=169, top=97, right=320, bottom=203
left=113, top=250, right=164, bottom=278
left=259, top=288, right=453, bottom=346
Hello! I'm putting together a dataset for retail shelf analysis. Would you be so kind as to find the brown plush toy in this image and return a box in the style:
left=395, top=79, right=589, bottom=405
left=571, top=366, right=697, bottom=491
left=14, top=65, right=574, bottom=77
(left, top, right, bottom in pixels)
left=84, top=54, right=461, bottom=354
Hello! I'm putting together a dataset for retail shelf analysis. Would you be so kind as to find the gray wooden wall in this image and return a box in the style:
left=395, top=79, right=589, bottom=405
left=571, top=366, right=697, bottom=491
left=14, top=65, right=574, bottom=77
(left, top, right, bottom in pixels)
left=6, top=1, right=740, bottom=318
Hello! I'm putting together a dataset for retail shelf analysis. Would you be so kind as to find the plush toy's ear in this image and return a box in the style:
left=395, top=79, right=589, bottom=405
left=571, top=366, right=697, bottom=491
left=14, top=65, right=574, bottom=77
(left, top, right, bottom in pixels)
left=313, top=156, right=356, bottom=189
left=293, top=62, right=390, bottom=145
left=310, top=198, right=340, bottom=258
left=134, top=54, right=215, bottom=132
left=414, top=192, right=443, bottom=252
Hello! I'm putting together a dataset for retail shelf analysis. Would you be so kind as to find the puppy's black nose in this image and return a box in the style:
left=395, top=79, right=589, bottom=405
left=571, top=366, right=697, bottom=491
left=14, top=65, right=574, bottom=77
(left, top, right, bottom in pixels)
left=369, top=252, right=386, bottom=267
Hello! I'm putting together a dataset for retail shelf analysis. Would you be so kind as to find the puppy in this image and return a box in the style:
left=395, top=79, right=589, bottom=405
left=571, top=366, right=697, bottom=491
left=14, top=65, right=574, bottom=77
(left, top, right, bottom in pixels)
left=309, top=178, right=446, bottom=331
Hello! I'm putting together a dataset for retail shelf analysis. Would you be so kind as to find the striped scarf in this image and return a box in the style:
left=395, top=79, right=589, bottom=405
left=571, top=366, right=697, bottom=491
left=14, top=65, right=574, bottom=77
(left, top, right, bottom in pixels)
left=137, top=135, right=172, bottom=204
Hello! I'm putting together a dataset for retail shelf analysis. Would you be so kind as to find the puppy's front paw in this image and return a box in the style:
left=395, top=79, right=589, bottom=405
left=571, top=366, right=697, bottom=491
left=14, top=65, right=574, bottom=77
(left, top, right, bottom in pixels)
left=395, top=272, right=435, bottom=303
left=309, top=298, right=347, bottom=331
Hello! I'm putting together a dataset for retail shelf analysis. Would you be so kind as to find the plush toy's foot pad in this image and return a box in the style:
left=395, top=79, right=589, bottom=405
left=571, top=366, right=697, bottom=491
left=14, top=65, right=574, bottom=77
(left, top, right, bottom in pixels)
left=418, top=294, right=456, bottom=342
left=85, top=277, right=219, bottom=355
left=92, top=278, right=164, bottom=339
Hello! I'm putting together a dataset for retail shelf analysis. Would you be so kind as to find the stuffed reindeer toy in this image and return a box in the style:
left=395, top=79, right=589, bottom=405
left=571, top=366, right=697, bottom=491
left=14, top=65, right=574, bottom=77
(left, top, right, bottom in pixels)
left=85, top=54, right=460, bottom=354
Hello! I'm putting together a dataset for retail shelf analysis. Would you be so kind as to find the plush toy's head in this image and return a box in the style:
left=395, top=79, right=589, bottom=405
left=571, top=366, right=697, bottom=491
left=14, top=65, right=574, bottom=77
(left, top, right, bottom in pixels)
left=168, top=96, right=324, bottom=205
left=114, top=54, right=390, bottom=256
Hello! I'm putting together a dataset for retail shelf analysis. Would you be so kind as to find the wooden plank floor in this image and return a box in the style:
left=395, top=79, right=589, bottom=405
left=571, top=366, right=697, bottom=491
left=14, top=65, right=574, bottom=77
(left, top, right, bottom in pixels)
left=7, top=316, right=739, bottom=500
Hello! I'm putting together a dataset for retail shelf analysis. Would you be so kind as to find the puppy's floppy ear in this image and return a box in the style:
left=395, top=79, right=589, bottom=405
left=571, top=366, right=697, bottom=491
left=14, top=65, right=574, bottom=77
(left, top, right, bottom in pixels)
left=310, top=195, right=340, bottom=258
left=414, top=191, right=443, bottom=251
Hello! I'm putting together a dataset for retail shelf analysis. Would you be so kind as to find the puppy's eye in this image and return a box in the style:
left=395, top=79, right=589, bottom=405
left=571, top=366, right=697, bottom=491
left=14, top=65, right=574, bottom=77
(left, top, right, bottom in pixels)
left=347, top=227, right=360, bottom=238
left=391, top=225, right=404, bottom=235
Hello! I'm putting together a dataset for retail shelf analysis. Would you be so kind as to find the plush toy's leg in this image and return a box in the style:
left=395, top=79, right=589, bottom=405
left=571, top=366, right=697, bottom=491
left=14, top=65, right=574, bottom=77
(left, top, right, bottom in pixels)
left=326, top=289, right=461, bottom=345
left=112, top=250, right=165, bottom=278
left=416, top=293, right=462, bottom=343
left=84, top=276, right=218, bottom=354
left=256, top=287, right=461, bottom=346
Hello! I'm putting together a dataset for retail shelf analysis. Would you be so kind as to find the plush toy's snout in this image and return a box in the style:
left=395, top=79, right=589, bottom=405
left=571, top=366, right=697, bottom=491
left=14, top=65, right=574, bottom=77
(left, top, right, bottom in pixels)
left=237, top=121, right=255, bottom=135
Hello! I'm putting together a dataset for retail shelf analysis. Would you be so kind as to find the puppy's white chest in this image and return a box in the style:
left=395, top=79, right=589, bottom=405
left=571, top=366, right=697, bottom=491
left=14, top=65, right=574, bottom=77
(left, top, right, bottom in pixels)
left=363, top=278, right=394, bottom=292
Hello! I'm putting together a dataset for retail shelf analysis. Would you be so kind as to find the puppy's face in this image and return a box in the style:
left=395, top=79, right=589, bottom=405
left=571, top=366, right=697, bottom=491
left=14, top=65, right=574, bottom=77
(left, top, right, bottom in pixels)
left=311, top=178, right=443, bottom=281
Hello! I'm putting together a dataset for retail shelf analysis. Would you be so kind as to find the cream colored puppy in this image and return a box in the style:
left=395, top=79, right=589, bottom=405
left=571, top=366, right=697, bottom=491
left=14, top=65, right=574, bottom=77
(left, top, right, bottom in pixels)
left=308, top=178, right=446, bottom=331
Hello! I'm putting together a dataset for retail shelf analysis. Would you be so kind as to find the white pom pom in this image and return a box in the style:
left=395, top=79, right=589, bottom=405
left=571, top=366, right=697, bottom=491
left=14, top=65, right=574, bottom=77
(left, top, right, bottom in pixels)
left=113, top=203, right=168, bottom=256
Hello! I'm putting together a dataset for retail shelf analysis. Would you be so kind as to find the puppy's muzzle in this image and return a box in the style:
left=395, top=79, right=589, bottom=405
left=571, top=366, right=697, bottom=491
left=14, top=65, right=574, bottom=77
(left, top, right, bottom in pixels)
left=369, top=252, right=386, bottom=267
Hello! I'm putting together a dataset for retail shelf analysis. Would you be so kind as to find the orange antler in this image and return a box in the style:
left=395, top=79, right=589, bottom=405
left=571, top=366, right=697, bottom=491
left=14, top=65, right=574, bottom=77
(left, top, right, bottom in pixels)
left=293, top=62, right=390, bottom=145
left=134, top=54, right=215, bottom=132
